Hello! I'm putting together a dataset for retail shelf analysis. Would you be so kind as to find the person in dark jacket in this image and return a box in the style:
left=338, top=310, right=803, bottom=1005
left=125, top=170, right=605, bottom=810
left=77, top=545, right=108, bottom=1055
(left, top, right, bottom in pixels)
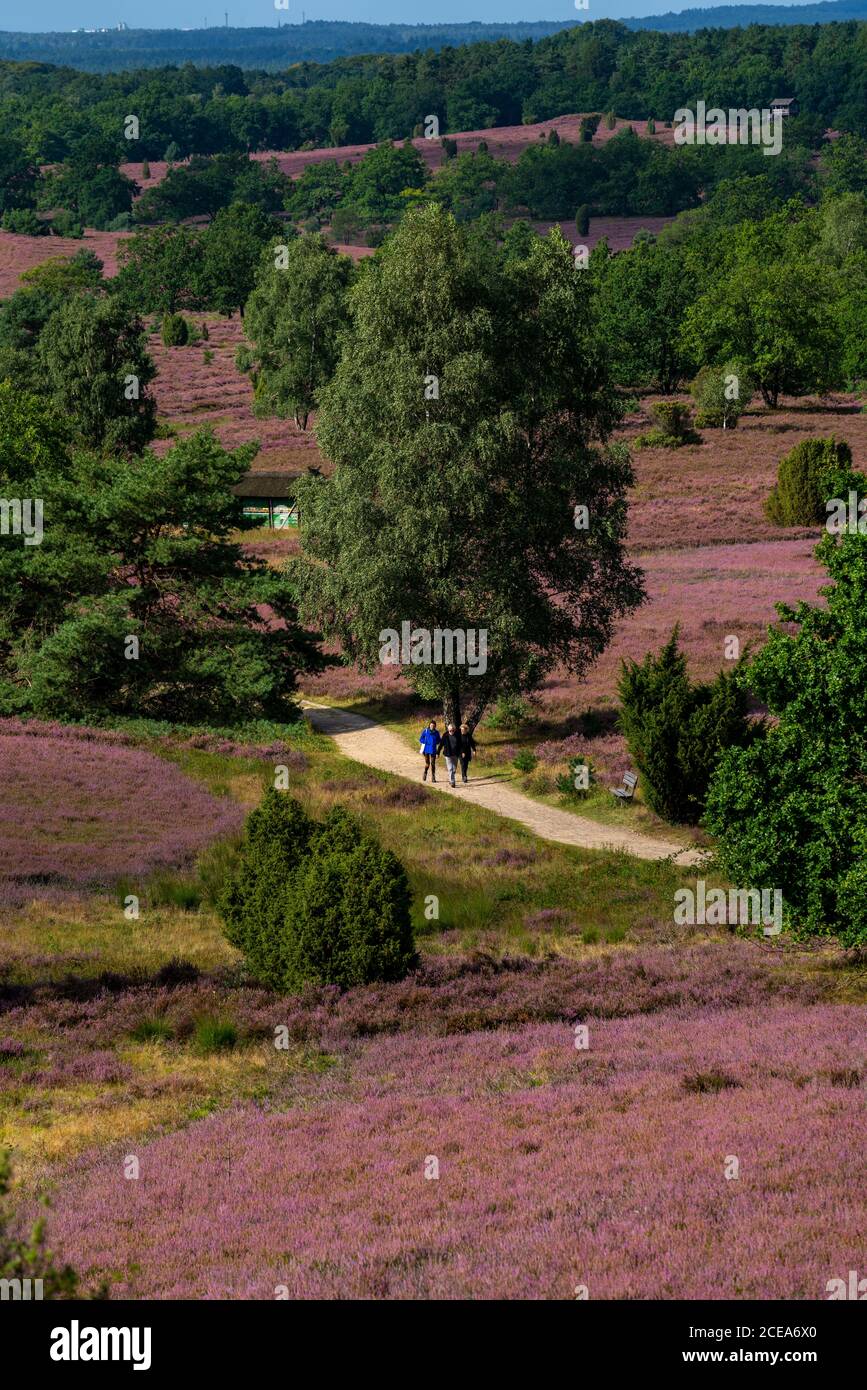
left=419, top=720, right=441, bottom=781
left=459, top=721, right=477, bottom=783
left=439, top=723, right=464, bottom=786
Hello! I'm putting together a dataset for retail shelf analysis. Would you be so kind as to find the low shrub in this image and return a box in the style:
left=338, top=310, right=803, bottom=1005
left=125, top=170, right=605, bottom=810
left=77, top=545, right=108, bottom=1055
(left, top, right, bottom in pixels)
left=579, top=115, right=600, bottom=142
left=486, top=695, right=533, bottom=730
left=764, top=436, right=858, bottom=526
left=2, top=209, right=48, bottom=236
left=161, top=312, right=190, bottom=347
left=512, top=749, right=539, bottom=773
left=555, top=756, right=595, bottom=800
left=635, top=400, right=702, bottom=449
left=219, top=791, right=416, bottom=992
left=50, top=211, right=83, bottom=238
left=146, top=874, right=201, bottom=911
left=1, top=1150, right=85, bottom=1298
left=197, top=835, right=243, bottom=910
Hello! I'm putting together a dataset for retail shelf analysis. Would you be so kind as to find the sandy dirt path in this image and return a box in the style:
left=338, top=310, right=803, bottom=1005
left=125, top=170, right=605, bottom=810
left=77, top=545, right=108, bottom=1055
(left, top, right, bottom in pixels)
left=302, top=702, right=704, bottom=865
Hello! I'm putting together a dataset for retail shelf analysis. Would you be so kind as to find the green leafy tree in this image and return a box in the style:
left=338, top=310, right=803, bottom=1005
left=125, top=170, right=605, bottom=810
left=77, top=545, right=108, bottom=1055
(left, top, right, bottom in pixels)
left=199, top=203, right=283, bottom=317
left=0, top=251, right=103, bottom=388
left=822, top=133, right=867, bottom=199
left=36, top=295, right=157, bottom=455
left=284, top=159, right=346, bottom=225
left=818, top=193, right=867, bottom=269
left=0, top=134, right=38, bottom=213
left=835, top=246, right=867, bottom=381
left=230, top=156, right=291, bottom=212
left=114, top=225, right=206, bottom=315
left=593, top=234, right=696, bottom=391
left=343, top=140, right=427, bottom=224
left=135, top=153, right=249, bottom=223
left=293, top=205, right=644, bottom=729
left=501, top=218, right=539, bottom=262
left=44, top=136, right=136, bottom=230
left=704, top=530, right=867, bottom=945
left=690, top=361, right=752, bottom=429
left=239, top=233, right=356, bottom=430
left=704, top=174, right=781, bottom=227
left=430, top=150, right=499, bottom=223
left=681, top=207, right=841, bottom=406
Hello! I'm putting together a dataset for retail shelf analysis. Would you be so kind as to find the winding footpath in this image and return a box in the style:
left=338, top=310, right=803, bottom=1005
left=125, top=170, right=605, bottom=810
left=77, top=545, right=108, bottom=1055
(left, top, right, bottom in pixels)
left=302, top=702, right=704, bottom=866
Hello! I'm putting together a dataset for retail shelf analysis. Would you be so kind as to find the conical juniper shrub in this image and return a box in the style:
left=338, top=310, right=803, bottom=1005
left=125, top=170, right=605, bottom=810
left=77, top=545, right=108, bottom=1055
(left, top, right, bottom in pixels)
left=220, top=790, right=313, bottom=976
left=220, top=794, right=416, bottom=991
left=618, top=628, right=758, bottom=824
left=282, top=837, right=415, bottom=992
left=310, top=804, right=364, bottom=857
left=764, top=436, right=855, bottom=526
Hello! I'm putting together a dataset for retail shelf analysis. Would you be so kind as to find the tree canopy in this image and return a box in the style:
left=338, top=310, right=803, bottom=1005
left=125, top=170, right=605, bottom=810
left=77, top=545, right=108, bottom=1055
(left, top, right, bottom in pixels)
left=292, top=205, right=644, bottom=728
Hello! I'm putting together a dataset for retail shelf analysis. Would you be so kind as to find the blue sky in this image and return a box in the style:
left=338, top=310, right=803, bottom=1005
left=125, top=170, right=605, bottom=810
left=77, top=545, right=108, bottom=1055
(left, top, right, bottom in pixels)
left=2, top=1, right=809, bottom=33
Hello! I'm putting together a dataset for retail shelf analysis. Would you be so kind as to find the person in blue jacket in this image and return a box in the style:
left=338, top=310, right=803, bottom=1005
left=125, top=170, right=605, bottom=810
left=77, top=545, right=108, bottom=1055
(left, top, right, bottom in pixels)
left=419, top=719, right=442, bottom=782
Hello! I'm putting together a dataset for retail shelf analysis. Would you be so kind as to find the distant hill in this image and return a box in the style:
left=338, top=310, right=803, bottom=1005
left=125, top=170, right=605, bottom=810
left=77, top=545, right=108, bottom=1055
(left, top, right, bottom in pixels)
left=624, top=0, right=867, bottom=32
left=0, top=21, right=578, bottom=73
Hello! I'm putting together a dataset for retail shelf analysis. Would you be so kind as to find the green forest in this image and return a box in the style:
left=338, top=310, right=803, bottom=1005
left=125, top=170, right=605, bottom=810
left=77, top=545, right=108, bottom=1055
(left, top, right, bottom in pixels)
left=1, top=17, right=867, bottom=161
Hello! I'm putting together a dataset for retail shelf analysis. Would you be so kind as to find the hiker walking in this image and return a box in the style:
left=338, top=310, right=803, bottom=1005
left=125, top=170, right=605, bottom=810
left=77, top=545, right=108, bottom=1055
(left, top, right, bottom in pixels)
left=439, top=723, right=464, bottom=787
left=458, top=721, right=477, bottom=784
left=419, top=719, right=442, bottom=782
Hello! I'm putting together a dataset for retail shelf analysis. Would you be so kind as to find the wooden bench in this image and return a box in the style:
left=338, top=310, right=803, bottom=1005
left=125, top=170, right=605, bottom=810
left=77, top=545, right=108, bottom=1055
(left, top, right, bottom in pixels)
left=612, top=771, right=638, bottom=802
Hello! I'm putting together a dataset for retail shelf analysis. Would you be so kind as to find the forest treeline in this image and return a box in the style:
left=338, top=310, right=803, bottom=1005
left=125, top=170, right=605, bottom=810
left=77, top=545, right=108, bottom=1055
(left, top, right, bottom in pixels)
left=0, top=22, right=576, bottom=75
left=1, top=17, right=867, bottom=162
left=623, top=0, right=867, bottom=33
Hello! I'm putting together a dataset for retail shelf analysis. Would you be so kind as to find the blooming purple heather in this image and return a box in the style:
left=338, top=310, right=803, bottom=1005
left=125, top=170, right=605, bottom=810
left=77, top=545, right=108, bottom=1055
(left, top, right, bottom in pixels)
left=0, top=722, right=244, bottom=904
left=39, top=1002, right=865, bottom=1299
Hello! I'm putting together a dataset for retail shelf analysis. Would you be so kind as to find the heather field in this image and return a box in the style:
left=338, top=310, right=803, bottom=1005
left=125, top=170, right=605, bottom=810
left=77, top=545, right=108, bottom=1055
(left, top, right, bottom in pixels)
left=0, top=721, right=244, bottom=908
left=148, top=316, right=322, bottom=471
left=1, top=727, right=864, bottom=1299
left=0, top=227, right=129, bottom=298
left=35, top=999, right=865, bottom=1299
left=118, top=113, right=674, bottom=192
